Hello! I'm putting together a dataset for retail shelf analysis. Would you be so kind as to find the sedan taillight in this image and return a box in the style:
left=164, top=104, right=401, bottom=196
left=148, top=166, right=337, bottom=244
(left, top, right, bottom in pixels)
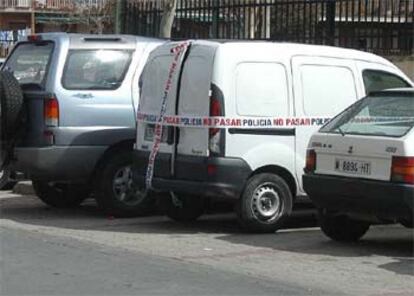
left=391, top=156, right=414, bottom=185
left=305, top=149, right=317, bottom=173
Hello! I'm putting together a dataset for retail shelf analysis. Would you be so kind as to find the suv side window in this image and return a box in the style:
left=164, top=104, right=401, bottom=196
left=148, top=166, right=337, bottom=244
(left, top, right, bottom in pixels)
left=62, top=50, right=132, bottom=90
left=363, top=70, right=410, bottom=94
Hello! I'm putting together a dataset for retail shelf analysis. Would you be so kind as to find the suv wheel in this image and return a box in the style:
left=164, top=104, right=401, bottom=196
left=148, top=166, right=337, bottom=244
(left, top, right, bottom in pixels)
left=319, top=210, right=370, bottom=242
left=32, top=181, right=90, bottom=208
left=94, top=150, right=154, bottom=217
left=237, top=173, right=293, bottom=233
left=0, top=71, right=24, bottom=169
left=158, top=192, right=205, bottom=222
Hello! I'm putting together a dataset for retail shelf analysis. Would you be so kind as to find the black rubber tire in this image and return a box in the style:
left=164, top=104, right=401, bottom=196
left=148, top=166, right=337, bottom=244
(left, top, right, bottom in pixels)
left=0, top=169, right=16, bottom=190
left=32, top=181, right=90, bottom=208
left=319, top=210, right=370, bottom=242
left=400, top=217, right=413, bottom=228
left=158, top=193, right=205, bottom=222
left=236, top=173, right=293, bottom=233
left=94, top=150, right=155, bottom=217
left=0, top=71, right=24, bottom=140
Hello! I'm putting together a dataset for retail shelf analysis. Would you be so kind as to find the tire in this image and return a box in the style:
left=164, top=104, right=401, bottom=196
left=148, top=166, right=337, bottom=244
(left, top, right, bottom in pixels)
left=32, top=181, right=90, bottom=208
left=0, top=71, right=24, bottom=140
left=0, top=169, right=16, bottom=190
left=94, top=150, right=154, bottom=217
left=236, top=173, right=293, bottom=233
left=400, top=217, right=413, bottom=228
left=319, top=210, right=370, bottom=242
left=158, top=192, right=205, bottom=222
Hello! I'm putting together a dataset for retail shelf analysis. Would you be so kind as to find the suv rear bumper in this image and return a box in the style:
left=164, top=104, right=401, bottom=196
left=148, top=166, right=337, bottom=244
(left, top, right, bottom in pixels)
left=303, top=173, right=413, bottom=220
left=132, top=151, right=252, bottom=199
left=12, top=146, right=106, bottom=182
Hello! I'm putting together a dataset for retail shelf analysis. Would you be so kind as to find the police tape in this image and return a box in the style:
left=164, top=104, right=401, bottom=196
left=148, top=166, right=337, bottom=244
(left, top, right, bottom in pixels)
left=144, top=42, right=190, bottom=190
left=137, top=113, right=414, bottom=129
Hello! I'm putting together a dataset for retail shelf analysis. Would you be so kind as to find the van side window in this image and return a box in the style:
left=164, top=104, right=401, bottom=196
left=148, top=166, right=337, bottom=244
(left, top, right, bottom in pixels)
left=363, top=70, right=410, bottom=94
left=236, top=63, right=288, bottom=117
left=300, top=65, right=357, bottom=116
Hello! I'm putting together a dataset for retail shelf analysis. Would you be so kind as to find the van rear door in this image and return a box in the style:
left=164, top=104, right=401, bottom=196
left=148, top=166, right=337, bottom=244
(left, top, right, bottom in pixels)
left=175, top=42, right=217, bottom=157
left=136, top=41, right=217, bottom=177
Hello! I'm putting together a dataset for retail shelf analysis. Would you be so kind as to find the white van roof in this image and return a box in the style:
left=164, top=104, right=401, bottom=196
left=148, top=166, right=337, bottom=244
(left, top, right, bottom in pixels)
left=188, top=40, right=395, bottom=68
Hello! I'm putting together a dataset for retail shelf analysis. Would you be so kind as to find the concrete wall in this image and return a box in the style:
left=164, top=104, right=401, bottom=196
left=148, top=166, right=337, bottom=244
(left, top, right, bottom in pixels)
left=385, top=55, right=414, bottom=82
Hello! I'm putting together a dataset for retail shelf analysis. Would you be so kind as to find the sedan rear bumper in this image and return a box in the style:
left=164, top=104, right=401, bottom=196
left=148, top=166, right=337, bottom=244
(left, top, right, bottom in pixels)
left=303, top=173, right=413, bottom=221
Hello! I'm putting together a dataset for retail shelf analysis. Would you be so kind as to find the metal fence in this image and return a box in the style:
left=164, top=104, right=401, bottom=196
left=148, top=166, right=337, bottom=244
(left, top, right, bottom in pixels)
left=124, top=0, right=413, bottom=55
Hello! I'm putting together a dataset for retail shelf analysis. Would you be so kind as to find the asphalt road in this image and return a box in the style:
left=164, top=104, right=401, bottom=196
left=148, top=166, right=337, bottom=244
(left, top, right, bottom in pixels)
left=1, top=190, right=413, bottom=296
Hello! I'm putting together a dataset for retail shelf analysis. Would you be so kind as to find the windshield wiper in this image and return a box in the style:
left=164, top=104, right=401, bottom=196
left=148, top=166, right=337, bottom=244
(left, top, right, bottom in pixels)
left=336, top=126, right=345, bottom=136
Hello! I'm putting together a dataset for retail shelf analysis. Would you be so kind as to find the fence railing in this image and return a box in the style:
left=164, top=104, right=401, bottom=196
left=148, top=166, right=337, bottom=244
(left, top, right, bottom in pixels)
left=0, top=0, right=109, bottom=11
left=124, top=0, right=414, bottom=55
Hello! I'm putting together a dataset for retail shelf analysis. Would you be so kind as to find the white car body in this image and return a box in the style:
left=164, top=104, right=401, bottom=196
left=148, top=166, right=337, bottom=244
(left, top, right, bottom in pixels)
left=303, top=89, right=413, bottom=230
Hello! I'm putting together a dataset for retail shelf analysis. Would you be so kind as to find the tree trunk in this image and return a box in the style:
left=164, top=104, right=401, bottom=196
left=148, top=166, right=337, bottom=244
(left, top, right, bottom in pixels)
left=159, top=0, right=178, bottom=38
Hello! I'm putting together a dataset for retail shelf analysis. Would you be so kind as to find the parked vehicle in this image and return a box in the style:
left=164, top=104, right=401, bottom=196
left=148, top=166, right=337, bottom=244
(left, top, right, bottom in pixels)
left=303, top=89, right=414, bottom=241
left=133, top=40, right=412, bottom=233
left=0, top=58, right=5, bottom=67
left=0, top=33, right=164, bottom=216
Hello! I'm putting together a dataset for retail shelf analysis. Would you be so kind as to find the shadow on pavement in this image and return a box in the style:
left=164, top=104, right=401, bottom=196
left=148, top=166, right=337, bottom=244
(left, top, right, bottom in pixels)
left=1, top=192, right=413, bottom=277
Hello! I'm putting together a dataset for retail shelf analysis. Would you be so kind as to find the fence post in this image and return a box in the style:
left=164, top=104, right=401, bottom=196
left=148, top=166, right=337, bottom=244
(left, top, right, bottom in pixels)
left=115, top=0, right=127, bottom=34
left=326, top=0, right=336, bottom=46
left=212, top=0, right=220, bottom=38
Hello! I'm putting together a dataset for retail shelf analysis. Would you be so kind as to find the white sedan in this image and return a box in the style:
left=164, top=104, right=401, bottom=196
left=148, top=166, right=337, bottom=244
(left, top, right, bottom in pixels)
left=303, top=88, right=414, bottom=242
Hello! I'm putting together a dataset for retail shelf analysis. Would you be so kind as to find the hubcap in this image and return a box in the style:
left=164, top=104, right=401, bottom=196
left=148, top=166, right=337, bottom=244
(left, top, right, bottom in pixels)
left=251, top=184, right=281, bottom=221
left=113, top=166, right=145, bottom=206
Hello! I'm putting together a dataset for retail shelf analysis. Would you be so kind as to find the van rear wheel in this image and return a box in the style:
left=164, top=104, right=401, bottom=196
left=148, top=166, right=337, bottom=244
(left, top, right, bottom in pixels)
left=32, top=181, right=90, bottom=208
left=237, top=173, right=293, bottom=233
left=319, top=210, right=370, bottom=242
left=158, top=193, right=205, bottom=222
left=94, top=150, right=154, bottom=217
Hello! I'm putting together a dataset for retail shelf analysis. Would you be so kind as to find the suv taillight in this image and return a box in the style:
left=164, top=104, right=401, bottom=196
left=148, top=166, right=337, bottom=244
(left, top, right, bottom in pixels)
left=44, top=97, right=59, bottom=127
left=391, top=156, right=414, bottom=185
left=305, top=149, right=317, bottom=173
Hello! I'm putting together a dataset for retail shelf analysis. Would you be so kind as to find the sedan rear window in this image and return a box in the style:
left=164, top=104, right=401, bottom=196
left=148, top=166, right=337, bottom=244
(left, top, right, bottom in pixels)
left=321, top=92, right=414, bottom=138
left=62, top=50, right=132, bottom=90
left=3, top=42, right=54, bottom=86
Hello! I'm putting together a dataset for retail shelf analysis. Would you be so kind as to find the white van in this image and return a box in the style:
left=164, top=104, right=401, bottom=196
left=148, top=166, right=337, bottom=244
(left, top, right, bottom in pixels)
left=133, top=40, right=412, bottom=232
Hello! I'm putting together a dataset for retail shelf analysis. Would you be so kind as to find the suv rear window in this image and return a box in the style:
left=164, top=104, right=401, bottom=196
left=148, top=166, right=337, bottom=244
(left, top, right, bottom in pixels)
left=62, top=50, right=132, bottom=90
left=320, top=92, right=414, bottom=138
left=4, top=42, right=54, bottom=86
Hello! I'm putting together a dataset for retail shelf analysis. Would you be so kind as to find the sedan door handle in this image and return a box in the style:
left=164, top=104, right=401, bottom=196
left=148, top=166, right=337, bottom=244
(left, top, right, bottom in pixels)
left=72, top=93, right=94, bottom=99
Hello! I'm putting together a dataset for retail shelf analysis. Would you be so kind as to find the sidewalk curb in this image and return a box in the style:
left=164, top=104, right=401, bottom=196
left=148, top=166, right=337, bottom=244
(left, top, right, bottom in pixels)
left=13, top=181, right=35, bottom=195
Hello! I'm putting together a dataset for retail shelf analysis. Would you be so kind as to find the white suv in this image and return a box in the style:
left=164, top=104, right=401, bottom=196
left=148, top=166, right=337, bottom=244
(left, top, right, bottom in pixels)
left=303, top=89, right=414, bottom=242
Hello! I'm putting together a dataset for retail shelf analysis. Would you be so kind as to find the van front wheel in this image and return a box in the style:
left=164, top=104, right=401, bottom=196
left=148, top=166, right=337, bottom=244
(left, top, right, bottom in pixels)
left=158, top=193, right=205, bottom=222
left=237, top=173, right=293, bottom=233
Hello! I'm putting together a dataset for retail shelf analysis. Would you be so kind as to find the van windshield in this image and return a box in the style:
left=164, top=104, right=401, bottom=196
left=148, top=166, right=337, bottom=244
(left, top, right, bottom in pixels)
left=320, top=92, right=414, bottom=138
left=3, top=42, right=54, bottom=86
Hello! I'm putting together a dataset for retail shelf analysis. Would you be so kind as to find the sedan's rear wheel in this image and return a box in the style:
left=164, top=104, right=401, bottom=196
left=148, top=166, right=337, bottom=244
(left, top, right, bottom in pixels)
left=319, top=209, right=370, bottom=242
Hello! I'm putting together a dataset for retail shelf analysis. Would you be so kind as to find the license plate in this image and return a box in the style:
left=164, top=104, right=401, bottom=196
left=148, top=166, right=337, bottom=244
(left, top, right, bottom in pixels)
left=144, top=124, right=169, bottom=143
left=335, top=159, right=371, bottom=175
